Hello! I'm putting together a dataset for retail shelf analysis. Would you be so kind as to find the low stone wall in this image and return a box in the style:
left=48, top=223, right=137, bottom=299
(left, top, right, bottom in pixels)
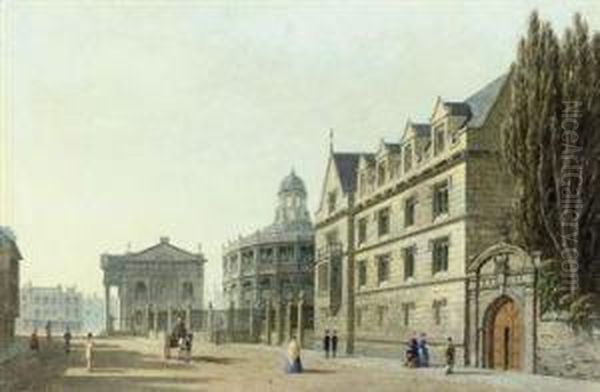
left=537, top=319, right=600, bottom=380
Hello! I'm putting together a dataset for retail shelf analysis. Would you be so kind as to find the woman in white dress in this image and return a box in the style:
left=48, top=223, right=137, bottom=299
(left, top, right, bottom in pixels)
left=286, top=336, right=303, bottom=374
left=85, top=333, right=95, bottom=372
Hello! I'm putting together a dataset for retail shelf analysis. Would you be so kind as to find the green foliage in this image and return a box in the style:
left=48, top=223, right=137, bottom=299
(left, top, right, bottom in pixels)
left=501, top=11, right=600, bottom=326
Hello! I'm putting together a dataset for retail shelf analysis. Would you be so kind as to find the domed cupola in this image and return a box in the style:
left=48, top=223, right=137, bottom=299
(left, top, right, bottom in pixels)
left=272, top=169, right=312, bottom=229
left=279, top=169, right=307, bottom=197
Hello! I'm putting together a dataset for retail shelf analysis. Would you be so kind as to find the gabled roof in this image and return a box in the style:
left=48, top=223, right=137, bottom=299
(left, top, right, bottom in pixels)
left=443, top=101, right=472, bottom=118
left=382, top=142, right=401, bottom=154
left=332, top=152, right=363, bottom=194
left=464, top=74, right=508, bottom=128
left=402, top=120, right=432, bottom=143
left=105, top=238, right=203, bottom=263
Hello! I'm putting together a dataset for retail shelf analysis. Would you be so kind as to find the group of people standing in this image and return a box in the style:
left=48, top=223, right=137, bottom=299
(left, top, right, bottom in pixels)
left=29, top=323, right=96, bottom=372
left=323, top=330, right=338, bottom=359
left=405, top=333, right=456, bottom=375
left=163, top=317, right=194, bottom=365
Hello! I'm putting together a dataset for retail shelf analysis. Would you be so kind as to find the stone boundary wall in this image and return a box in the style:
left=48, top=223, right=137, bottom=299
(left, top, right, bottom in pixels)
left=537, top=319, right=600, bottom=380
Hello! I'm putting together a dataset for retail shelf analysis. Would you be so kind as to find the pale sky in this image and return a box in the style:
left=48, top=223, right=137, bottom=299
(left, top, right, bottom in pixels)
left=1, top=0, right=598, bottom=302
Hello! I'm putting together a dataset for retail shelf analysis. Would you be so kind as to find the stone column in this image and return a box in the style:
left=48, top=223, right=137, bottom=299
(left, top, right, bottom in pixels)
left=248, top=300, right=255, bottom=342
left=104, top=284, right=111, bottom=334
left=228, top=301, right=235, bottom=342
left=297, top=293, right=305, bottom=347
left=186, top=304, right=192, bottom=331
left=265, top=298, right=272, bottom=345
left=207, top=302, right=214, bottom=343
left=275, top=298, right=284, bottom=345
left=167, top=304, right=173, bottom=333
left=286, top=301, right=293, bottom=342
left=145, top=304, right=151, bottom=336
left=152, top=306, right=158, bottom=335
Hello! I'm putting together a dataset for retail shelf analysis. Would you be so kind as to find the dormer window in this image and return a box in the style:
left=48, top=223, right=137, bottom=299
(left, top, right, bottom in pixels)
left=359, top=172, right=367, bottom=196
left=434, top=125, right=445, bottom=155
left=328, top=191, right=337, bottom=214
left=404, top=144, right=413, bottom=172
left=377, top=163, right=387, bottom=186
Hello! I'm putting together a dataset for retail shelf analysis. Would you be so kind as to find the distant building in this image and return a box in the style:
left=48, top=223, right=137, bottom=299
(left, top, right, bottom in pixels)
left=0, top=227, right=22, bottom=346
left=222, top=170, right=315, bottom=309
left=101, top=237, right=206, bottom=334
left=82, top=293, right=105, bottom=335
left=18, top=283, right=83, bottom=334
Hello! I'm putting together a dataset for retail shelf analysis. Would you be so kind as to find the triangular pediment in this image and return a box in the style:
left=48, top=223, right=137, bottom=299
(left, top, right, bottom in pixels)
left=127, top=242, right=200, bottom=262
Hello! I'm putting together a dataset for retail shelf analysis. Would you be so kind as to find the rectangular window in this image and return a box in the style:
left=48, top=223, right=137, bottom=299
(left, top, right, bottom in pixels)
left=433, top=181, right=449, bottom=217
left=377, top=207, right=391, bottom=237
left=358, top=260, right=367, bottom=287
left=377, top=163, right=387, bottom=186
left=356, top=307, right=363, bottom=327
left=403, top=246, right=415, bottom=280
left=377, top=305, right=388, bottom=327
left=357, top=217, right=368, bottom=245
left=404, top=196, right=416, bottom=227
left=404, top=144, right=413, bottom=172
left=328, top=191, right=337, bottom=214
left=377, top=254, right=390, bottom=284
left=326, top=230, right=339, bottom=247
left=402, top=302, right=415, bottom=327
left=433, top=298, right=448, bottom=325
left=432, top=237, right=450, bottom=274
left=434, top=125, right=445, bottom=155
left=318, top=263, right=329, bottom=293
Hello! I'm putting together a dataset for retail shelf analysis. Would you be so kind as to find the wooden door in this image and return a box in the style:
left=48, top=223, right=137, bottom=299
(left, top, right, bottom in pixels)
left=490, top=300, right=522, bottom=370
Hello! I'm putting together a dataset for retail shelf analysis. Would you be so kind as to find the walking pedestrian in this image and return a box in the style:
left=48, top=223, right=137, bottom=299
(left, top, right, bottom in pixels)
left=63, top=327, right=72, bottom=354
left=185, top=332, right=193, bottom=363
left=85, top=333, right=95, bottom=372
left=445, top=337, right=455, bottom=375
left=406, top=338, right=419, bottom=368
left=30, top=329, right=40, bottom=352
left=285, top=336, right=303, bottom=374
left=45, top=321, right=52, bottom=343
left=418, top=333, right=429, bottom=367
left=331, top=330, right=338, bottom=358
left=163, top=331, right=171, bottom=365
left=323, top=329, right=331, bottom=359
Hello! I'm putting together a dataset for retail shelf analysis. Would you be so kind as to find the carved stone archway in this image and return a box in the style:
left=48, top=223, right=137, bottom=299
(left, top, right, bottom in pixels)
left=466, top=242, right=538, bottom=373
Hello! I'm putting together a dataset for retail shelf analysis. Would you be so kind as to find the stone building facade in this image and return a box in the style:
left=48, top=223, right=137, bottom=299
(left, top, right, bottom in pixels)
left=101, top=237, right=205, bottom=335
left=222, top=171, right=315, bottom=345
left=17, top=283, right=83, bottom=334
left=315, top=74, right=514, bottom=362
left=0, top=227, right=21, bottom=346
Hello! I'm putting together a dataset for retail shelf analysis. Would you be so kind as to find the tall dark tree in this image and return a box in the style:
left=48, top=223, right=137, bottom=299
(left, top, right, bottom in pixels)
left=501, top=11, right=600, bottom=327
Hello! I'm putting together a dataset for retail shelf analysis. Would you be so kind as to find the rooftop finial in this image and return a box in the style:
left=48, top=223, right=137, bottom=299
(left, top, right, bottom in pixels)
left=329, top=128, right=334, bottom=153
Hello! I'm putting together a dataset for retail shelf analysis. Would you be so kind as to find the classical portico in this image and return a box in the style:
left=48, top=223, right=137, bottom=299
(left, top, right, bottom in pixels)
left=101, top=237, right=206, bottom=335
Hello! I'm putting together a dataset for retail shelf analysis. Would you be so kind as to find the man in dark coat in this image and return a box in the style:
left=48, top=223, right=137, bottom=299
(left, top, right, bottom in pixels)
left=323, top=329, right=331, bottom=359
left=331, top=330, right=338, bottom=358
left=63, top=327, right=72, bottom=354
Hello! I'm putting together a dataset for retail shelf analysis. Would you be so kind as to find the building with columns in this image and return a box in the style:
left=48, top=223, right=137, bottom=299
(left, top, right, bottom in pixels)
left=222, top=170, right=315, bottom=311
left=100, top=237, right=206, bottom=335
left=0, top=227, right=21, bottom=347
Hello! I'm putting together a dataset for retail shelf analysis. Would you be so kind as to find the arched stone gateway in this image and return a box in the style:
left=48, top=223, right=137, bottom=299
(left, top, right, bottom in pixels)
left=483, top=295, right=523, bottom=370
left=466, top=242, right=540, bottom=373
